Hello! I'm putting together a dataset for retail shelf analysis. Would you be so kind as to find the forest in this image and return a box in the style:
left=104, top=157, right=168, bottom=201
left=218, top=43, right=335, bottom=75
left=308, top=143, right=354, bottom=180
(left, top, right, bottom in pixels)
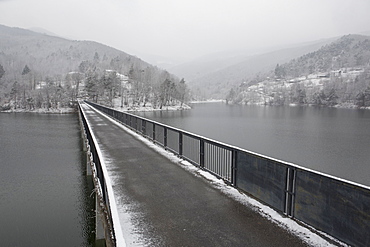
left=0, top=25, right=189, bottom=111
left=226, top=35, right=370, bottom=108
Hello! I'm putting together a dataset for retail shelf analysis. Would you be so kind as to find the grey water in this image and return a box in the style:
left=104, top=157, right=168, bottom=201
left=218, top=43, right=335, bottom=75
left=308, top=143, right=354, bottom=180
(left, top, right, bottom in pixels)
left=0, top=113, right=94, bottom=246
left=137, top=103, right=370, bottom=187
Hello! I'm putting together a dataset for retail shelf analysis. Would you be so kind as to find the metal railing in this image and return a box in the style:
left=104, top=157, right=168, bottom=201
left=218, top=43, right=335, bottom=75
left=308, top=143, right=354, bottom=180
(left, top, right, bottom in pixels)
left=85, top=101, right=370, bottom=247
left=78, top=103, right=116, bottom=246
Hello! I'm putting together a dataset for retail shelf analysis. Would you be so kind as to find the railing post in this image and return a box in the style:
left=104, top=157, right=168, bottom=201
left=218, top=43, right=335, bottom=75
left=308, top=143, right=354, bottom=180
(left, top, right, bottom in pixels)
left=231, top=149, right=237, bottom=186
left=200, top=139, right=205, bottom=168
left=179, top=132, right=183, bottom=156
left=164, top=127, right=168, bottom=148
left=142, top=119, right=146, bottom=135
left=153, top=124, right=156, bottom=142
left=284, top=167, right=296, bottom=217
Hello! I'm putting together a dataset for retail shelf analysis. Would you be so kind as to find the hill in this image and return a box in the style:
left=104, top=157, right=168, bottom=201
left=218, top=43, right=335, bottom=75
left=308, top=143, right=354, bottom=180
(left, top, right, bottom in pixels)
left=0, top=24, right=188, bottom=111
left=169, top=38, right=336, bottom=99
left=227, top=34, right=370, bottom=108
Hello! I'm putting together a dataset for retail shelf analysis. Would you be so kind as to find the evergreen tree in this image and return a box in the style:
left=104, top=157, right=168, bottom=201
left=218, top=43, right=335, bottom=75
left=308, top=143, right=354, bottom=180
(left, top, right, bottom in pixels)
left=274, top=64, right=286, bottom=79
left=79, top=61, right=90, bottom=73
left=0, top=64, right=5, bottom=79
left=326, top=88, right=339, bottom=106
left=93, top=52, right=100, bottom=64
left=22, top=65, right=31, bottom=75
left=177, top=78, right=187, bottom=106
left=226, top=88, right=236, bottom=104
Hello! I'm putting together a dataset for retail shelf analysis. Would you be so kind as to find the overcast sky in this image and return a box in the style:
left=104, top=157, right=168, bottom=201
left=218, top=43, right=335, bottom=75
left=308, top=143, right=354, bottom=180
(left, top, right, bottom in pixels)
left=1, top=0, right=370, bottom=62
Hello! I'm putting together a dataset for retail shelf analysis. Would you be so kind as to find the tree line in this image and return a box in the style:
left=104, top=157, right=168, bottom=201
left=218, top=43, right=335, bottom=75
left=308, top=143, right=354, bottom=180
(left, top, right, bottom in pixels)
left=0, top=25, right=190, bottom=111
left=0, top=53, right=190, bottom=111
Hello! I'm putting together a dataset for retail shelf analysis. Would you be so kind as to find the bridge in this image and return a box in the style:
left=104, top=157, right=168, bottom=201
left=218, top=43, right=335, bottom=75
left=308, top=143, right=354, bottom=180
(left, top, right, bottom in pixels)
left=78, top=101, right=369, bottom=247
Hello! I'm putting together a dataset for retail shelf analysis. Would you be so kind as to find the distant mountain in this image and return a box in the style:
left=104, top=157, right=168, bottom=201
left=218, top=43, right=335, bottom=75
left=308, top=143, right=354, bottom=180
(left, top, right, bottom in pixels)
left=227, top=34, right=370, bottom=108
left=274, top=34, right=370, bottom=78
left=0, top=24, right=144, bottom=76
left=28, top=27, right=60, bottom=37
left=134, top=52, right=186, bottom=70
left=0, top=24, right=187, bottom=111
left=170, top=38, right=337, bottom=99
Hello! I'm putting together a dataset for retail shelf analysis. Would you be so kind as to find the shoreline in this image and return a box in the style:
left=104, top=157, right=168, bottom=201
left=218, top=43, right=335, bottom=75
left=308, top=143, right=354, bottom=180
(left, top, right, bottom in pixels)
left=0, top=107, right=77, bottom=114
left=2, top=101, right=369, bottom=113
left=229, top=102, right=370, bottom=110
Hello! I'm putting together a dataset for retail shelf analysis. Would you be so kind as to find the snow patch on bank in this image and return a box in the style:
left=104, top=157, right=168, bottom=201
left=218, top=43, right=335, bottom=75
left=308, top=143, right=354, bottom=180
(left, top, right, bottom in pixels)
left=190, top=99, right=225, bottom=103
left=1, top=107, right=76, bottom=113
left=91, top=105, right=348, bottom=247
left=111, top=98, right=191, bottom=112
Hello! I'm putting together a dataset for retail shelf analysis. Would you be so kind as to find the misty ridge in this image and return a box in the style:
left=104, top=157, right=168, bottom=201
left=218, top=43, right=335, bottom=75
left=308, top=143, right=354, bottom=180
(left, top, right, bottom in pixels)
left=0, top=24, right=370, bottom=111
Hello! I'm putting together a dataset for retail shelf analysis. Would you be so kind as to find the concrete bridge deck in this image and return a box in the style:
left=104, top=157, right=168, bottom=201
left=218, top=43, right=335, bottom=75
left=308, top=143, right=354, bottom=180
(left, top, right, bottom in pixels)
left=81, top=102, right=309, bottom=246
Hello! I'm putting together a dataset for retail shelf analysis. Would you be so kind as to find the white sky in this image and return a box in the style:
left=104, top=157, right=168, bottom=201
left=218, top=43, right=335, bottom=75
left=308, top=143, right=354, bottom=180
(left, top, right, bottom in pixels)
left=1, top=0, right=370, bottom=61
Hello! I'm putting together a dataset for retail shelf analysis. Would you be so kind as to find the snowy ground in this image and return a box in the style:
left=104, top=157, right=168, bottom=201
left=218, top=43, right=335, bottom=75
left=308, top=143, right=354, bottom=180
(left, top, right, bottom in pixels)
left=189, top=99, right=225, bottom=103
left=1, top=107, right=76, bottom=113
left=88, top=104, right=348, bottom=247
left=111, top=98, right=191, bottom=112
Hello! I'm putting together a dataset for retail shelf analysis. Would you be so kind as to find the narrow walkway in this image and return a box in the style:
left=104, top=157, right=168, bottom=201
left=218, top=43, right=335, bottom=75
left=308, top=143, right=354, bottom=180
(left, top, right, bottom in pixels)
left=81, top=103, right=308, bottom=247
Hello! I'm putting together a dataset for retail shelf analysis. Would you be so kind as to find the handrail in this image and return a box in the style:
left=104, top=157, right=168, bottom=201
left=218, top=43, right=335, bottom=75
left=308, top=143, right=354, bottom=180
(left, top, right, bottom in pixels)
left=85, top=101, right=370, bottom=247
left=78, top=102, right=116, bottom=246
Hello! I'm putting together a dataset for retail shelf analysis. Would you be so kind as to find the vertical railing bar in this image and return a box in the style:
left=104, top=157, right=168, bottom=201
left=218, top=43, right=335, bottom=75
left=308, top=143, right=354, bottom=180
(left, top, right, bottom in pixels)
left=207, top=143, right=209, bottom=168
left=210, top=144, right=212, bottom=171
left=230, top=150, right=233, bottom=182
left=142, top=119, right=146, bottom=136
left=227, top=150, right=230, bottom=181
left=218, top=146, right=220, bottom=177
left=220, top=147, right=223, bottom=177
left=222, top=149, right=225, bottom=178
left=218, top=147, right=220, bottom=176
left=211, top=144, right=214, bottom=172
left=200, top=138, right=205, bottom=168
left=164, top=127, right=167, bottom=148
left=225, top=149, right=227, bottom=179
left=291, top=168, right=296, bottom=217
left=223, top=149, right=226, bottom=179
left=285, top=167, right=290, bottom=215
left=152, top=123, right=155, bottom=140
left=179, top=132, right=183, bottom=156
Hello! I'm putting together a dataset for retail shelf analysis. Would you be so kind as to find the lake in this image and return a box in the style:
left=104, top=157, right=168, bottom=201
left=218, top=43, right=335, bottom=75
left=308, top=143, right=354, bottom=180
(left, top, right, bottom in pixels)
left=136, top=103, right=370, bottom=186
left=0, top=113, right=94, bottom=246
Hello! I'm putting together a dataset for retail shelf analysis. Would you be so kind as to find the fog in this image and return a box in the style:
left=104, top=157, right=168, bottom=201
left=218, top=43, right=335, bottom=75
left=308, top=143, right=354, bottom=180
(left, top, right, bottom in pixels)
left=1, top=0, right=370, bottom=62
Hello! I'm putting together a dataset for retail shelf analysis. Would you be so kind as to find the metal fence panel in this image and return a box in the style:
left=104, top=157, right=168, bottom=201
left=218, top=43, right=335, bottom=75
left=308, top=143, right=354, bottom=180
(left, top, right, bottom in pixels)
left=146, top=122, right=154, bottom=140
left=182, top=134, right=200, bottom=165
left=204, top=142, right=232, bottom=182
left=155, top=125, right=165, bottom=146
left=167, top=129, right=179, bottom=154
left=236, top=152, right=286, bottom=212
left=294, top=170, right=370, bottom=247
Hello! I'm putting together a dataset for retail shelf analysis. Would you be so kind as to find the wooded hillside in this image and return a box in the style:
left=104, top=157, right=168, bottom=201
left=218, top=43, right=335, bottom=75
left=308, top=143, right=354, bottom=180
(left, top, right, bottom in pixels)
left=0, top=24, right=189, bottom=111
left=227, top=35, right=370, bottom=108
